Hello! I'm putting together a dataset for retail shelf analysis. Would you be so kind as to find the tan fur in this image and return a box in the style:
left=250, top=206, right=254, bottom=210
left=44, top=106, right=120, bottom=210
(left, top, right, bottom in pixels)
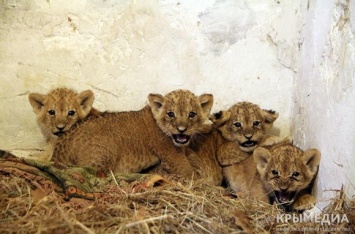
left=29, top=88, right=100, bottom=160
left=210, top=102, right=281, bottom=200
left=210, top=102, right=279, bottom=154
left=210, top=101, right=320, bottom=210
left=144, top=130, right=224, bottom=186
left=52, top=90, right=214, bottom=179
left=146, top=96, right=223, bottom=185
left=254, top=143, right=321, bottom=211
left=182, top=130, right=224, bottom=185
left=177, top=102, right=280, bottom=186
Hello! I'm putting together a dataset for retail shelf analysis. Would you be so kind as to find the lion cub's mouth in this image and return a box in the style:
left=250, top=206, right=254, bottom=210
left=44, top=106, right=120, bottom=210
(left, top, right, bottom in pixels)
left=53, top=131, right=65, bottom=137
left=172, top=134, right=191, bottom=146
left=274, top=191, right=296, bottom=205
left=241, top=140, right=258, bottom=148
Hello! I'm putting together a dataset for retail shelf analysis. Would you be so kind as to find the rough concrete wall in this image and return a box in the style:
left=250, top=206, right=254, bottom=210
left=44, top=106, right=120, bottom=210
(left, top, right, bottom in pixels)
left=0, top=0, right=299, bottom=152
left=293, top=0, right=355, bottom=205
left=1, top=0, right=353, bottom=208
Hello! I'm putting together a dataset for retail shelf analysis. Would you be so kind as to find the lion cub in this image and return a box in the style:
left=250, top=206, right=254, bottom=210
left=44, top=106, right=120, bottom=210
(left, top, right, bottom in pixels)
left=254, top=143, right=321, bottom=211
left=210, top=101, right=280, bottom=167
left=29, top=88, right=100, bottom=160
left=209, top=101, right=281, bottom=198
left=52, top=89, right=213, bottom=179
left=211, top=102, right=321, bottom=211
left=180, top=102, right=279, bottom=186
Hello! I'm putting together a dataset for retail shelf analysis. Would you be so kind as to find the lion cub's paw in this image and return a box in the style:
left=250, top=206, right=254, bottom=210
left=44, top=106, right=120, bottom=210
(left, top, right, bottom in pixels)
left=259, top=136, right=292, bottom=147
left=293, top=194, right=316, bottom=211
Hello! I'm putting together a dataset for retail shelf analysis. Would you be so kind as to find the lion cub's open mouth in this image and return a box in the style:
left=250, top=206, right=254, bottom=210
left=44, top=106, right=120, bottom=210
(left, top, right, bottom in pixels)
left=274, top=191, right=296, bottom=205
left=241, top=140, right=258, bottom=148
left=54, top=131, right=65, bottom=137
left=172, top=134, right=191, bottom=145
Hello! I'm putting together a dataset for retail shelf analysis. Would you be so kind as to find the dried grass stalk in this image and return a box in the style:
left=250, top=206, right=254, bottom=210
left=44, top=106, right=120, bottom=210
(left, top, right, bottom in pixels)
left=0, top=175, right=354, bottom=233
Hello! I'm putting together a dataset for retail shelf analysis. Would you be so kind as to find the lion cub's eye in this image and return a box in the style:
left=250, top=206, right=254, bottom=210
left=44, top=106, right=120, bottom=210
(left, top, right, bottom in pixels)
left=48, top=110, right=55, bottom=116
left=233, top=122, right=242, bottom=128
left=167, top=112, right=175, bottom=118
left=271, top=170, right=279, bottom=176
left=189, top=112, right=197, bottom=118
left=292, top=172, right=300, bottom=177
left=253, top=121, right=261, bottom=127
left=68, top=110, right=76, bottom=116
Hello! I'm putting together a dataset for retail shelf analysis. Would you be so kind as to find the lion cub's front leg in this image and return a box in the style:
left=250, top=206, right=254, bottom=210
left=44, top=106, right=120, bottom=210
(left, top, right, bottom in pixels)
left=292, top=193, right=316, bottom=211
left=217, top=141, right=249, bottom=166
left=153, top=147, right=198, bottom=180
left=184, top=148, right=203, bottom=178
left=259, top=135, right=292, bottom=148
left=31, top=138, right=57, bottom=161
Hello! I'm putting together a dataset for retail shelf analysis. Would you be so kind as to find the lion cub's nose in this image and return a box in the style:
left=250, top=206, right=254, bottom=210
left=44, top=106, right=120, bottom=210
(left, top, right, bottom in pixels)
left=244, top=134, right=253, bottom=140
left=177, top=126, right=187, bottom=133
left=56, top=126, right=65, bottom=131
left=279, top=181, right=289, bottom=191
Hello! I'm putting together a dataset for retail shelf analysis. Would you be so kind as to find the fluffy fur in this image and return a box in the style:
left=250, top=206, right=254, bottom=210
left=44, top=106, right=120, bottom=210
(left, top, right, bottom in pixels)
left=254, top=143, right=321, bottom=211
left=29, top=88, right=100, bottom=160
left=210, top=101, right=282, bottom=199
left=175, top=130, right=224, bottom=185
left=211, top=102, right=279, bottom=154
left=52, top=89, right=214, bottom=179
left=178, top=101, right=280, bottom=186
left=211, top=102, right=320, bottom=211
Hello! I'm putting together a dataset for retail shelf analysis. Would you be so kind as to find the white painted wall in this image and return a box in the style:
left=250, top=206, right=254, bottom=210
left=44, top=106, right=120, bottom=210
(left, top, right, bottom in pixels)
left=0, top=0, right=353, bottom=203
left=0, top=0, right=297, bottom=149
left=293, top=0, right=355, bottom=207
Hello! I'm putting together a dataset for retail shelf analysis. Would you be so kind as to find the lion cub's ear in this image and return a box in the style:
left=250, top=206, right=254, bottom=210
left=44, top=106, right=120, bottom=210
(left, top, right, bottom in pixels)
left=77, top=90, right=95, bottom=116
left=148, top=93, right=165, bottom=117
left=198, top=94, right=213, bottom=118
left=261, top=109, right=279, bottom=130
left=209, top=110, right=231, bottom=128
left=302, top=149, right=321, bottom=174
left=253, top=147, right=272, bottom=173
left=29, top=93, right=46, bottom=114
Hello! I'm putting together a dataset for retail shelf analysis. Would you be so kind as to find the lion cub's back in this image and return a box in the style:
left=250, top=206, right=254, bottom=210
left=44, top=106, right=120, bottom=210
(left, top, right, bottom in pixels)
left=52, top=106, right=158, bottom=168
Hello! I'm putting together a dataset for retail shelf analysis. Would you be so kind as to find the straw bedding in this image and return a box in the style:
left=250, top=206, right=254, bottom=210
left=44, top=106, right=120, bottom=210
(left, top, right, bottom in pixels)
left=1, top=177, right=354, bottom=233
left=0, top=155, right=354, bottom=233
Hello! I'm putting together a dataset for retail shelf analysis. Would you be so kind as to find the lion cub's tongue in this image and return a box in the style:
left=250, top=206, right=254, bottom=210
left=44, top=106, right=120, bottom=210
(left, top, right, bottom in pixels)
left=279, top=192, right=289, bottom=202
left=176, top=135, right=188, bottom=143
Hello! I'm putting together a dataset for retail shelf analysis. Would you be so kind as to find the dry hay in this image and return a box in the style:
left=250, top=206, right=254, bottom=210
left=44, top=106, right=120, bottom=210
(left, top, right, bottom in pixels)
left=0, top=175, right=354, bottom=234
